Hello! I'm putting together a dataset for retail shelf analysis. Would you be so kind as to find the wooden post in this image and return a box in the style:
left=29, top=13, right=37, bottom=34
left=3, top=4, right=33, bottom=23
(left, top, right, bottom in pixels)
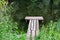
left=25, top=16, right=43, bottom=40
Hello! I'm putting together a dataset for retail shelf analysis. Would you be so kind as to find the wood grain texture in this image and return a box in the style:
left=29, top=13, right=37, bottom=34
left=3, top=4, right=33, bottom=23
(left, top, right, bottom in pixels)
left=25, top=16, right=43, bottom=40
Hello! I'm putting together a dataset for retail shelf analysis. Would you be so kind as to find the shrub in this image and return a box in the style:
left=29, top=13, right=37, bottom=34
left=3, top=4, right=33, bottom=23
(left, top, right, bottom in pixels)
left=36, top=20, right=60, bottom=40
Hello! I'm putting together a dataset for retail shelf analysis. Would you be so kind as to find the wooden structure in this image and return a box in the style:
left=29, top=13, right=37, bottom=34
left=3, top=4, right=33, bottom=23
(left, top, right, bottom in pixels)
left=25, top=16, right=43, bottom=40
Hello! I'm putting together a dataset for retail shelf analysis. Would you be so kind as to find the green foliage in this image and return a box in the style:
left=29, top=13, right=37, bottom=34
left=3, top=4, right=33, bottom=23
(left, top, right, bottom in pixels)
left=8, top=0, right=60, bottom=24
left=35, top=20, right=60, bottom=40
left=0, top=0, right=19, bottom=40
left=0, top=19, right=59, bottom=40
left=0, top=0, right=60, bottom=40
left=6, top=0, right=60, bottom=31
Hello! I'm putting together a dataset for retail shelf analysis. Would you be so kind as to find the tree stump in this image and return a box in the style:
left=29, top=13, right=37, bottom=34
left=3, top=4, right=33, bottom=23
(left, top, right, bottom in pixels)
left=25, top=16, right=43, bottom=40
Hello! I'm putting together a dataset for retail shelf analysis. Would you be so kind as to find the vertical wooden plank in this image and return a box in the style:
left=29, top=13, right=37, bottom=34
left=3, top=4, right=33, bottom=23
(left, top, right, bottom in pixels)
left=26, top=20, right=32, bottom=40
left=36, top=20, right=39, bottom=36
left=31, top=20, right=36, bottom=40
left=32, top=30, right=35, bottom=40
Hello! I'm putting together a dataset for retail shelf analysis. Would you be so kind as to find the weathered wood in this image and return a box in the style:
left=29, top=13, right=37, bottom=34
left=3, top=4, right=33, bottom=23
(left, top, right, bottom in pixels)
left=25, top=16, right=43, bottom=40
left=25, top=16, right=43, bottom=20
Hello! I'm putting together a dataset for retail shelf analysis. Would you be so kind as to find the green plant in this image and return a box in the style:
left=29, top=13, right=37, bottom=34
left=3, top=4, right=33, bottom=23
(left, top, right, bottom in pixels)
left=35, top=20, right=60, bottom=40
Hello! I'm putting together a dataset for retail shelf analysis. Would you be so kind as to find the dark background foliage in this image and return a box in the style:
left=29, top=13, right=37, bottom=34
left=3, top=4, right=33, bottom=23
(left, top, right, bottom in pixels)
left=6, top=0, right=60, bottom=32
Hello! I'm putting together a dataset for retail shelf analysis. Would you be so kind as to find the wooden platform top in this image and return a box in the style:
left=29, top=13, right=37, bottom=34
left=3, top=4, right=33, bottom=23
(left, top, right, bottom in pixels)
left=25, top=16, right=44, bottom=20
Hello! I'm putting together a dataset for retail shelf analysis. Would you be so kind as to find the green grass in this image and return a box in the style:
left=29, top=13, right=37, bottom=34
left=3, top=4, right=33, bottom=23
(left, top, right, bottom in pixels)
left=35, top=20, right=60, bottom=40
left=0, top=20, right=60, bottom=40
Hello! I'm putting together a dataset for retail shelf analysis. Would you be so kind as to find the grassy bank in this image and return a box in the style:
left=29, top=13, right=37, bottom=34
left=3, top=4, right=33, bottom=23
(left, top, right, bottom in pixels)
left=0, top=19, right=60, bottom=40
